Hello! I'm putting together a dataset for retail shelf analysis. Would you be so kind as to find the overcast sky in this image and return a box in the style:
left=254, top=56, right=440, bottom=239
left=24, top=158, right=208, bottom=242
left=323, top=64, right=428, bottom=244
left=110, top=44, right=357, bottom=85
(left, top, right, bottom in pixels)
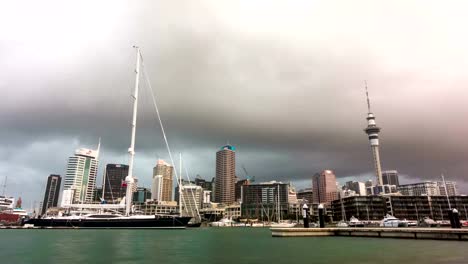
left=1, top=0, right=468, bottom=209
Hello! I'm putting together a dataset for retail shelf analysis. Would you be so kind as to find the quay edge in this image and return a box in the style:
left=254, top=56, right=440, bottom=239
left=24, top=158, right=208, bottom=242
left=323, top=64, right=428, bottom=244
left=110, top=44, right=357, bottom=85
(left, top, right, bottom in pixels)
left=270, top=227, right=468, bottom=241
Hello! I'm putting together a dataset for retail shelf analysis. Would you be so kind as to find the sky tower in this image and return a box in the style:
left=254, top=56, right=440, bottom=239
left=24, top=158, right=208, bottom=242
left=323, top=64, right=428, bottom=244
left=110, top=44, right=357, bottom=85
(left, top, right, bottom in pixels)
left=364, top=82, right=383, bottom=186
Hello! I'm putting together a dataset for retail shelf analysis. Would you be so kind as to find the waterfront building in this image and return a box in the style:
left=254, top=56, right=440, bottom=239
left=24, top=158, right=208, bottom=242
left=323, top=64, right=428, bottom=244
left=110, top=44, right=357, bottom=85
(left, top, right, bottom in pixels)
left=398, top=181, right=440, bottom=196
left=363, top=84, right=384, bottom=185
left=102, top=164, right=129, bottom=203
left=153, top=160, right=174, bottom=201
left=437, top=181, right=458, bottom=196
left=332, top=195, right=468, bottom=221
left=62, top=147, right=100, bottom=204
left=331, top=196, right=387, bottom=221
left=382, top=170, right=399, bottom=186
left=133, top=187, right=151, bottom=203
left=235, top=178, right=250, bottom=202
left=41, top=174, right=62, bottom=215
left=214, top=145, right=236, bottom=204
left=344, top=181, right=367, bottom=196
left=386, top=195, right=468, bottom=221
left=312, top=170, right=339, bottom=206
left=241, top=181, right=289, bottom=220
left=180, top=183, right=203, bottom=218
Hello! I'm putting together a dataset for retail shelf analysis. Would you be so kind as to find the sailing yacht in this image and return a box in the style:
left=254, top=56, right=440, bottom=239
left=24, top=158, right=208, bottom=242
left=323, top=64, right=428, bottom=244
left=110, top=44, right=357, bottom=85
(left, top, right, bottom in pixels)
left=25, top=47, right=191, bottom=229
left=270, top=185, right=296, bottom=228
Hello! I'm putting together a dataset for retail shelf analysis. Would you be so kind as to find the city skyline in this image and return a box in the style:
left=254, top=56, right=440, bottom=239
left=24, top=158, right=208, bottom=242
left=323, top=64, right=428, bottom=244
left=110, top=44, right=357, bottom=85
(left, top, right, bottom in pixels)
left=2, top=1, right=468, bottom=206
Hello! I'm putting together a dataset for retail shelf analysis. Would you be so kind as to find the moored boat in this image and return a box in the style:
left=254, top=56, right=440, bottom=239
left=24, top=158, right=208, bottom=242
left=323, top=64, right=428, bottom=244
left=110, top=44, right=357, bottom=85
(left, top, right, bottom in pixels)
left=25, top=213, right=191, bottom=228
left=380, top=214, right=408, bottom=227
left=348, top=216, right=365, bottom=227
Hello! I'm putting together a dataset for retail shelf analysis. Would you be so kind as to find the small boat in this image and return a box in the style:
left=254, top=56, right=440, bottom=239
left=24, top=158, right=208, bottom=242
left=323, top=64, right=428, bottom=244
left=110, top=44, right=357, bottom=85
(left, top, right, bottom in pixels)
left=270, top=221, right=297, bottom=228
left=337, top=221, right=348, bottom=227
left=380, top=214, right=408, bottom=227
left=210, top=217, right=235, bottom=227
left=348, top=216, right=365, bottom=227
left=419, top=217, right=437, bottom=227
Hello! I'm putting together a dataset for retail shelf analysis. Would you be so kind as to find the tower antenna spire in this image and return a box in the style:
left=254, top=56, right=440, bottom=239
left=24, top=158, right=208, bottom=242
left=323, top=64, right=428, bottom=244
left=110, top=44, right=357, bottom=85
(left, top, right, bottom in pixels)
left=365, top=80, right=371, bottom=113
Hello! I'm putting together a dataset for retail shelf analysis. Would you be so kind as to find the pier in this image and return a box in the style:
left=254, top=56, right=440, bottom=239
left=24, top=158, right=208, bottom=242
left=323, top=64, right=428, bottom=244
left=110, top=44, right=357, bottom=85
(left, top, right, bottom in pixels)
left=271, top=227, right=468, bottom=241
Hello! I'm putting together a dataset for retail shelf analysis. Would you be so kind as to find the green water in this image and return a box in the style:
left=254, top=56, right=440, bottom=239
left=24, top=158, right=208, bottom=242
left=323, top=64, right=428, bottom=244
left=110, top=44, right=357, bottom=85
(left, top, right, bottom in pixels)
left=0, top=228, right=467, bottom=264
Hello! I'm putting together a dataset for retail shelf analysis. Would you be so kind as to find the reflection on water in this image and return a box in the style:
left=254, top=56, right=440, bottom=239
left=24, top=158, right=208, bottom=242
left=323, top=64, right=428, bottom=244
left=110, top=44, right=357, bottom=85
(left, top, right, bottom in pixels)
left=0, top=228, right=467, bottom=264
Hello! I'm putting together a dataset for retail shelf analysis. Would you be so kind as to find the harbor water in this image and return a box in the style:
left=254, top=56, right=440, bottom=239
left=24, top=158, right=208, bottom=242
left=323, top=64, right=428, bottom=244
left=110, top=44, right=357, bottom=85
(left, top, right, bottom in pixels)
left=0, top=228, right=467, bottom=264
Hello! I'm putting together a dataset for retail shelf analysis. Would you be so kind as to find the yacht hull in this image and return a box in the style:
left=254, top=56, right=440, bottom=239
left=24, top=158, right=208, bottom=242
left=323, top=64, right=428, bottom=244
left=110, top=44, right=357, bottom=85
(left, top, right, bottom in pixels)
left=25, top=216, right=192, bottom=229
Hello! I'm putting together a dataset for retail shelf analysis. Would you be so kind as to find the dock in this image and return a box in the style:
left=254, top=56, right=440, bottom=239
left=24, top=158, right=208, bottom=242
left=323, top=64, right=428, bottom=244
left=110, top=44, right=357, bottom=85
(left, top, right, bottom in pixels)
left=271, top=227, right=468, bottom=241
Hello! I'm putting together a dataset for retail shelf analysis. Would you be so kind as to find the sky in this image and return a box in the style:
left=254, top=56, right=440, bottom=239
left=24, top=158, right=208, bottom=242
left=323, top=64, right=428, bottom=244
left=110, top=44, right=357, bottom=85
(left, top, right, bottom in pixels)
left=1, top=0, right=468, bottom=209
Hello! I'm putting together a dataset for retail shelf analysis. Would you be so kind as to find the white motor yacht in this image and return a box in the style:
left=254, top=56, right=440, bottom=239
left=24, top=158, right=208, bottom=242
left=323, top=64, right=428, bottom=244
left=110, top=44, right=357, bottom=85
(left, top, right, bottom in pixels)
left=337, top=221, right=349, bottom=227
left=348, top=216, right=365, bottom=227
left=380, top=214, right=407, bottom=227
left=210, top=218, right=235, bottom=227
left=270, top=221, right=297, bottom=228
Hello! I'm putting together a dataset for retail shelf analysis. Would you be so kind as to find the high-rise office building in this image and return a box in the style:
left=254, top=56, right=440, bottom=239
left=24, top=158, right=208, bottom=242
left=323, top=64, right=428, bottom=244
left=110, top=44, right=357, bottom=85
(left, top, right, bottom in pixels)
left=382, top=170, right=399, bottom=186
left=364, top=84, right=384, bottom=186
left=312, top=170, right=339, bottom=206
left=41, top=174, right=61, bottom=215
left=62, top=147, right=99, bottom=204
left=214, top=145, right=236, bottom=204
left=153, top=160, right=174, bottom=201
left=180, top=183, right=203, bottom=218
left=102, top=164, right=129, bottom=203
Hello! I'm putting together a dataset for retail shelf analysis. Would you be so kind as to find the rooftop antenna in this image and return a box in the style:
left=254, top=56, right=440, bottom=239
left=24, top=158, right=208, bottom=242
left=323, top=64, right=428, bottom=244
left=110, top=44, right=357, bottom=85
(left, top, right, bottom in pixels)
left=365, top=80, right=371, bottom=113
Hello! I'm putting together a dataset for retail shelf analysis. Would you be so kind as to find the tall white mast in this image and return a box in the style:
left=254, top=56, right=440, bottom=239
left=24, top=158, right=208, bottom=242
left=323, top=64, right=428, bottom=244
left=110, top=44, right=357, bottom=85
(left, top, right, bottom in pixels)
left=1, top=175, right=7, bottom=196
left=441, top=174, right=452, bottom=210
left=179, top=152, right=182, bottom=216
left=124, top=46, right=141, bottom=216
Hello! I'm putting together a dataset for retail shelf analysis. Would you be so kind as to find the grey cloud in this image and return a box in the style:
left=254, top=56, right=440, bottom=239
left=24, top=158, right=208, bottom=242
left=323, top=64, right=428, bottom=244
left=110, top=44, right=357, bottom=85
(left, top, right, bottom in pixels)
left=1, top=0, right=468, bottom=205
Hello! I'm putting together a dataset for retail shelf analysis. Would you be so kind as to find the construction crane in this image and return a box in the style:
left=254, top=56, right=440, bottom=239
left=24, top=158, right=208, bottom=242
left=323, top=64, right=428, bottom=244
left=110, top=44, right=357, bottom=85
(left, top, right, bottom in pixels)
left=242, top=165, right=255, bottom=183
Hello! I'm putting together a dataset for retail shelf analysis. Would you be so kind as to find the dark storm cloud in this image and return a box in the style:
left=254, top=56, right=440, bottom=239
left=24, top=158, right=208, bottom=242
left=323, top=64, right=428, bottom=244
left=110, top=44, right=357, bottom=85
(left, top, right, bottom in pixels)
left=1, top=0, right=468, bottom=205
